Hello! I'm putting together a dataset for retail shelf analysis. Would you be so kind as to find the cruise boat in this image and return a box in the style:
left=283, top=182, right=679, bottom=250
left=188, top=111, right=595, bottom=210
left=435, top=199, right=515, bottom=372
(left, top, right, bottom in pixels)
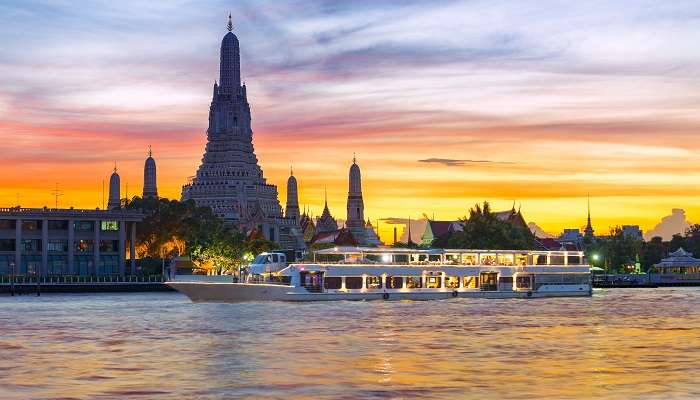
left=167, top=247, right=592, bottom=302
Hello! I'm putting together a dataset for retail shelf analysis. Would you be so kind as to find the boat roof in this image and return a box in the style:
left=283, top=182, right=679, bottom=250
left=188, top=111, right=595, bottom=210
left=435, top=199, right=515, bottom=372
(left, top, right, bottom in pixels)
left=313, top=246, right=581, bottom=256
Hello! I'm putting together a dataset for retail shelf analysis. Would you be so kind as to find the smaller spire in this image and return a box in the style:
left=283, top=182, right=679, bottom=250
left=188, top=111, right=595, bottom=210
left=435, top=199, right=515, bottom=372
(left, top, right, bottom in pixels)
left=227, top=13, right=233, bottom=32
left=324, top=186, right=328, bottom=207
left=113, top=161, right=117, bottom=173
left=353, top=152, right=356, bottom=164
left=148, top=144, right=152, bottom=157
left=407, top=217, right=413, bottom=245
left=290, top=165, right=293, bottom=176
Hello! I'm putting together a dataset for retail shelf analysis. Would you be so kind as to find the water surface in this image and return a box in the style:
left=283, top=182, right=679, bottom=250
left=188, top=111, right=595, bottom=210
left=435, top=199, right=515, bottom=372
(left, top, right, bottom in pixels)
left=2, top=288, right=700, bottom=399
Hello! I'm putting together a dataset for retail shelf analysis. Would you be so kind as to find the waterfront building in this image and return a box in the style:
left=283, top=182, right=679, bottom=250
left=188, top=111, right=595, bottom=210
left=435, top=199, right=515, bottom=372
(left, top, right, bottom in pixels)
left=108, top=166, right=120, bottom=210
left=621, top=225, right=643, bottom=240
left=421, top=220, right=463, bottom=247
left=0, top=207, right=143, bottom=276
left=180, top=15, right=302, bottom=252
left=285, top=168, right=300, bottom=222
left=143, top=146, right=158, bottom=199
left=346, top=156, right=367, bottom=245
left=309, top=228, right=358, bottom=247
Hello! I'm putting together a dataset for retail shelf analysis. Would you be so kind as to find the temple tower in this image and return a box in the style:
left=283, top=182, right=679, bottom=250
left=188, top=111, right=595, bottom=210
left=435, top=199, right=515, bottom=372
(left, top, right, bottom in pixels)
left=143, top=145, right=158, bottom=199
left=108, top=165, right=121, bottom=209
left=346, top=155, right=366, bottom=244
left=584, top=195, right=594, bottom=238
left=181, top=15, right=283, bottom=229
left=285, top=167, right=300, bottom=222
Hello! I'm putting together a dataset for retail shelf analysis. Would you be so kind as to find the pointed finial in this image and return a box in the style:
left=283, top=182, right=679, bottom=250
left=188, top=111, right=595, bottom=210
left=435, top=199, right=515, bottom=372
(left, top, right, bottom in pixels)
left=148, top=144, right=152, bottom=157
left=290, top=165, right=293, bottom=176
left=227, top=13, right=233, bottom=32
left=353, top=152, right=356, bottom=164
left=324, top=186, right=328, bottom=206
left=113, top=161, right=117, bottom=173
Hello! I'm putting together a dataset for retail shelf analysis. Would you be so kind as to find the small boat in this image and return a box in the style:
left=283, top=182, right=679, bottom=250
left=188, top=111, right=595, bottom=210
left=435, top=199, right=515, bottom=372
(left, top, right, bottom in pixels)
left=167, top=247, right=592, bottom=302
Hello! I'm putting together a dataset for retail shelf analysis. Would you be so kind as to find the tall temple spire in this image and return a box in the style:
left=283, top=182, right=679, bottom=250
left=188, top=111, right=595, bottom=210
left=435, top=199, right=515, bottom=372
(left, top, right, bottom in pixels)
left=219, top=13, right=241, bottom=93
left=346, top=155, right=366, bottom=244
left=285, top=167, right=300, bottom=222
left=407, top=217, right=414, bottom=245
left=584, top=194, right=594, bottom=238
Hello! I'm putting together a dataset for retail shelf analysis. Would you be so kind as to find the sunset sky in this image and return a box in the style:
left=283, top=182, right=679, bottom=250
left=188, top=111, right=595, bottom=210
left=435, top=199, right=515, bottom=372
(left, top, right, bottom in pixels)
left=1, top=0, right=700, bottom=240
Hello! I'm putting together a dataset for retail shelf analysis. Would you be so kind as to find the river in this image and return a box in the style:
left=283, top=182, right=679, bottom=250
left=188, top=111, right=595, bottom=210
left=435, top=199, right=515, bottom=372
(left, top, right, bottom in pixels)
left=1, top=288, right=700, bottom=399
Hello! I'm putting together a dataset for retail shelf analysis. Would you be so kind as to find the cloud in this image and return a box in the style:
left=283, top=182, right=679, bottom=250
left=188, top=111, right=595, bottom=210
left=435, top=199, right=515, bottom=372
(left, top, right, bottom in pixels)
left=644, top=209, right=692, bottom=241
left=418, top=158, right=514, bottom=167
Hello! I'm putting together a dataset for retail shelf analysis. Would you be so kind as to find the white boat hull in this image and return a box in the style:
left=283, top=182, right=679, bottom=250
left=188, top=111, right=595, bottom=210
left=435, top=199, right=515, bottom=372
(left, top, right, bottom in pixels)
left=167, top=281, right=592, bottom=302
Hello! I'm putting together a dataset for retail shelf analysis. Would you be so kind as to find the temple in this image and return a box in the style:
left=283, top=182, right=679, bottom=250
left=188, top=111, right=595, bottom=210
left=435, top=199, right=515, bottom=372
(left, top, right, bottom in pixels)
left=181, top=15, right=303, bottom=254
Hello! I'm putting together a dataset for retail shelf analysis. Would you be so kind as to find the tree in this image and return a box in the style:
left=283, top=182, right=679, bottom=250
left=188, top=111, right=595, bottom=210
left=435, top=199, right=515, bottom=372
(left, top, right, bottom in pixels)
left=599, top=226, right=642, bottom=273
left=641, top=236, right=665, bottom=272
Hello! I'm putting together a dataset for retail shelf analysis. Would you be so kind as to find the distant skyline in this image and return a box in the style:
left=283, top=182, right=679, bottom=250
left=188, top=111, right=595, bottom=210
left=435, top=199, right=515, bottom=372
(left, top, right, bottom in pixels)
left=1, top=1, right=700, bottom=240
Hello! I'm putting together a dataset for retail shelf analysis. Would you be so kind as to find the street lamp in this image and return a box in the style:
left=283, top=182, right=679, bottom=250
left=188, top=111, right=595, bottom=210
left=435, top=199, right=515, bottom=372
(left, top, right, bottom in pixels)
left=9, top=261, right=15, bottom=296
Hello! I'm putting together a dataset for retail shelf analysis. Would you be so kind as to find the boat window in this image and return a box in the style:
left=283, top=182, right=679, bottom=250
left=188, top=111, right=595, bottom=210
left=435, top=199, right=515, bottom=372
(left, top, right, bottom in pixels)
left=271, top=254, right=278, bottom=263
left=515, top=275, right=532, bottom=289
left=252, top=255, right=266, bottom=265
left=445, top=276, right=460, bottom=289
left=324, top=277, right=342, bottom=290
left=499, top=277, right=513, bottom=289
left=461, top=254, right=477, bottom=265
left=550, top=255, right=565, bottom=265
left=428, top=254, right=441, bottom=262
left=567, top=255, right=582, bottom=265
left=498, top=254, right=514, bottom=266
left=387, top=276, right=403, bottom=289
left=425, top=276, right=442, bottom=289
left=479, top=272, right=498, bottom=291
left=405, top=276, right=422, bottom=289
left=515, top=254, right=528, bottom=266
left=345, top=277, right=363, bottom=289
left=533, top=254, right=547, bottom=265
left=410, top=254, right=428, bottom=263
left=480, top=254, right=497, bottom=266
left=394, top=254, right=409, bottom=264
left=445, top=254, right=459, bottom=264
left=366, top=276, right=382, bottom=289
left=463, top=276, right=478, bottom=289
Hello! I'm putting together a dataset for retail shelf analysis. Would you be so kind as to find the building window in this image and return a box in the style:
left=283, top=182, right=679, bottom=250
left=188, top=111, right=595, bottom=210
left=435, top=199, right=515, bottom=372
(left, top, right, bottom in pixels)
left=100, top=221, right=119, bottom=231
left=48, top=220, right=69, bottom=230
left=0, top=255, right=14, bottom=274
left=48, top=240, right=68, bottom=253
left=0, top=239, right=15, bottom=251
left=345, top=277, right=363, bottom=289
left=324, top=277, right=342, bottom=290
left=387, top=276, right=403, bottom=289
left=75, top=255, right=94, bottom=275
left=99, top=240, right=119, bottom=253
left=22, top=220, right=41, bottom=231
left=74, top=221, right=94, bottom=231
left=21, top=239, right=41, bottom=253
left=75, top=240, right=94, bottom=253
left=47, top=255, right=68, bottom=275
left=405, top=276, right=422, bottom=289
left=365, top=276, right=382, bottom=289
left=0, top=220, right=16, bottom=230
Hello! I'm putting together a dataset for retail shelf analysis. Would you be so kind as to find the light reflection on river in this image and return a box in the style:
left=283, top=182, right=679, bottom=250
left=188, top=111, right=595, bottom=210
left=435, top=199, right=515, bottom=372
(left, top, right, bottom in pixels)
left=2, top=288, right=700, bottom=399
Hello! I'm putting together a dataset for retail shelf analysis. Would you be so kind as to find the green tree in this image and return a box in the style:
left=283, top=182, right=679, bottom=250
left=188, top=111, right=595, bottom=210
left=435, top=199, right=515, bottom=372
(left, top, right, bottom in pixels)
left=641, top=236, right=665, bottom=272
left=600, top=226, right=642, bottom=273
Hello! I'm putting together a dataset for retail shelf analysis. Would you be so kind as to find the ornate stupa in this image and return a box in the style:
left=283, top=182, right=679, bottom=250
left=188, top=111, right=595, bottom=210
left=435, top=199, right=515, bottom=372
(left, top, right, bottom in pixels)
left=316, top=188, right=338, bottom=233
left=143, top=145, right=158, bottom=199
left=346, top=155, right=366, bottom=244
left=181, top=15, right=303, bottom=251
left=285, top=167, right=300, bottom=222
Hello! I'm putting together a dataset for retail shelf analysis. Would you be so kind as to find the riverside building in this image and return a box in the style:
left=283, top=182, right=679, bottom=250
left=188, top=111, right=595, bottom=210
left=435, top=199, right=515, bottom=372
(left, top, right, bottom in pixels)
left=0, top=207, right=143, bottom=276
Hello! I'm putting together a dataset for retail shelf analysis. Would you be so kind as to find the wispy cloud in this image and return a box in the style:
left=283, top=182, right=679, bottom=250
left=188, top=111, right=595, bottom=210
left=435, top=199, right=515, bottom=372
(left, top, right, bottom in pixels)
left=418, top=158, right=514, bottom=167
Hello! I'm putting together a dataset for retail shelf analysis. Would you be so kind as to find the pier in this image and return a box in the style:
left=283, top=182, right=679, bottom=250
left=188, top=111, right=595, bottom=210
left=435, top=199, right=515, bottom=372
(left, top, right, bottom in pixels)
left=0, top=275, right=172, bottom=295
